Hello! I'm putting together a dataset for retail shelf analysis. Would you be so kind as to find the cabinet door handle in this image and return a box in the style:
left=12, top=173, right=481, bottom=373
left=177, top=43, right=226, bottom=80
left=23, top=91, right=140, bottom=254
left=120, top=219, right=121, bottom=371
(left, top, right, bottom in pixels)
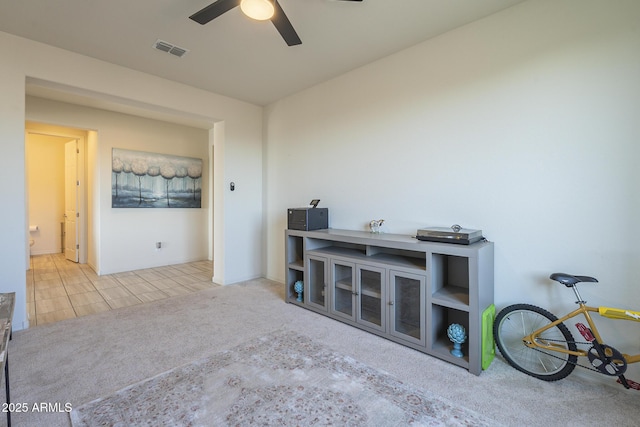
left=389, top=301, right=394, bottom=305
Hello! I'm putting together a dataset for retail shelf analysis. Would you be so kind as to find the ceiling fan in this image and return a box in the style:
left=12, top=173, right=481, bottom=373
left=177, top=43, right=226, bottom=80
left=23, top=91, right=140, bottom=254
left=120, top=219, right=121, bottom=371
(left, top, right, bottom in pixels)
left=189, top=0, right=363, bottom=47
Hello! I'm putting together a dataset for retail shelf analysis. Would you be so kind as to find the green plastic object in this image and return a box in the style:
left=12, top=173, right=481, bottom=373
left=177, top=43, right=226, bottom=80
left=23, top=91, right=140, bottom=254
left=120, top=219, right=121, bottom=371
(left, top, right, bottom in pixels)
left=482, top=304, right=496, bottom=370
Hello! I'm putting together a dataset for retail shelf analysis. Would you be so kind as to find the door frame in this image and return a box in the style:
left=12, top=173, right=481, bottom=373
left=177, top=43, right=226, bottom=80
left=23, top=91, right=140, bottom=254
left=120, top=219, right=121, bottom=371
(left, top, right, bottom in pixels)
left=64, top=139, right=79, bottom=262
left=25, top=126, right=88, bottom=264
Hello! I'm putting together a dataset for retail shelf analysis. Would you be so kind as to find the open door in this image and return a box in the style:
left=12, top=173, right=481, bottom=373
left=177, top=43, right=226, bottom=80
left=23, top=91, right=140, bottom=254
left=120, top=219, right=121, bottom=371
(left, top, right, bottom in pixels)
left=64, top=139, right=79, bottom=262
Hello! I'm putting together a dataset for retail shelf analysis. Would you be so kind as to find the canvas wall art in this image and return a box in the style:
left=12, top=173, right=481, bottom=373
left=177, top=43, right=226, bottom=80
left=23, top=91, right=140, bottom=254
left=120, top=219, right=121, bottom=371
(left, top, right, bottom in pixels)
left=112, top=148, right=202, bottom=208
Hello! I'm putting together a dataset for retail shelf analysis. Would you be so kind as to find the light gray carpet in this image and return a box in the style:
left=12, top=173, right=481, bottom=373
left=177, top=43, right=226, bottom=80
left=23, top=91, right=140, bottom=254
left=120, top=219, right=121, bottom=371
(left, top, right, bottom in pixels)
left=70, top=330, right=496, bottom=426
left=6, top=278, right=640, bottom=426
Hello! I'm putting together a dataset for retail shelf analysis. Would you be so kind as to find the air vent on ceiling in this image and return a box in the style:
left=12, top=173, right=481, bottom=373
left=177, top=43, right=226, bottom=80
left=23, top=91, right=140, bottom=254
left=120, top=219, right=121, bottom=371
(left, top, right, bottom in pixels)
left=153, top=39, right=189, bottom=58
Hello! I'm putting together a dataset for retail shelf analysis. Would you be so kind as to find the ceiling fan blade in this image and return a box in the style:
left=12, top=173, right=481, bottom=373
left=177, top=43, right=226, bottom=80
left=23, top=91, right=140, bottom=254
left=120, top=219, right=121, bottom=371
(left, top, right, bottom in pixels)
left=270, top=0, right=302, bottom=46
left=189, top=0, right=241, bottom=25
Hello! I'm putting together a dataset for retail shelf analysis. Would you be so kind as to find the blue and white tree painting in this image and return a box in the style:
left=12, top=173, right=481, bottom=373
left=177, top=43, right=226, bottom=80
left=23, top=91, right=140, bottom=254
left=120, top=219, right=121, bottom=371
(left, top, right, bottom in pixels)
left=112, top=148, right=202, bottom=208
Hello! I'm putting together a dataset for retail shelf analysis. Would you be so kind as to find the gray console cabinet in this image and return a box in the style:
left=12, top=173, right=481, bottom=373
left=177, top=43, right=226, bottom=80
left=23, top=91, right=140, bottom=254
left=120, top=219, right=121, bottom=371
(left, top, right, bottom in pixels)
left=285, top=228, right=494, bottom=375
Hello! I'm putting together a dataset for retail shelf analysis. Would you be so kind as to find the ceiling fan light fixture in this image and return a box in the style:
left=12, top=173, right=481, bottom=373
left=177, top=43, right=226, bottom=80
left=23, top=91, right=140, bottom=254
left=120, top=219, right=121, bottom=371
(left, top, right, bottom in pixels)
left=240, top=0, right=274, bottom=21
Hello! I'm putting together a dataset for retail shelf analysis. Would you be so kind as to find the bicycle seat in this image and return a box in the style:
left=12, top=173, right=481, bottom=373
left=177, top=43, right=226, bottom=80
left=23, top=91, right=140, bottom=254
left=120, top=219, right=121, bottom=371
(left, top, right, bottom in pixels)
left=550, top=273, right=598, bottom=287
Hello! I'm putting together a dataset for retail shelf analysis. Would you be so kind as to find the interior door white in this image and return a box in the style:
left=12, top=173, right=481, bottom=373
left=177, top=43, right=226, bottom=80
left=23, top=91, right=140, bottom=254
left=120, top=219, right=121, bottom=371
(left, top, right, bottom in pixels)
left=64, top=140, right=79, bottom=262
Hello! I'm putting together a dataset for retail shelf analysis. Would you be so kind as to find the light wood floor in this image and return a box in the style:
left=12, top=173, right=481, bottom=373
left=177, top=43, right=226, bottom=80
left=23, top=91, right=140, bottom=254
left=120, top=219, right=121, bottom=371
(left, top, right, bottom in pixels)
left=26, top=253, right=216, bottom=326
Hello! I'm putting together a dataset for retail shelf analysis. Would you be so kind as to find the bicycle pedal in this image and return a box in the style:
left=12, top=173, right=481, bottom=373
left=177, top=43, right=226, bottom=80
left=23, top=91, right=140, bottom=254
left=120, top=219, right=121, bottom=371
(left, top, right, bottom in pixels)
left=617, top=378, right=640, bottom=390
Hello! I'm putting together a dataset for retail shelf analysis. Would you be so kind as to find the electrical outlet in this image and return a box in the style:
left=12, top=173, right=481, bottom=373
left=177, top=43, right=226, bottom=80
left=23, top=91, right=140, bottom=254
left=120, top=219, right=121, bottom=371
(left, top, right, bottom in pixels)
left=156, top=242, right=162, bottom=250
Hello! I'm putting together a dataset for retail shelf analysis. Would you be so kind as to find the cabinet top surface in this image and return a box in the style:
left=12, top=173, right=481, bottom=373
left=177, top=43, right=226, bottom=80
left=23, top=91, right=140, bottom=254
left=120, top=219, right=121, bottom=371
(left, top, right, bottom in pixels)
left=317, top=228, right=417, bottom=243
left=287, top=228, right=492, bottom=253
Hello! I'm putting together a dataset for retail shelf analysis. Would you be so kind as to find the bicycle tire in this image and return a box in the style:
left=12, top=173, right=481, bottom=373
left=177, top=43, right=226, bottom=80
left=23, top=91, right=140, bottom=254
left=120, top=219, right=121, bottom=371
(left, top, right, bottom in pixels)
left=494, top=304, right=577, bottom=381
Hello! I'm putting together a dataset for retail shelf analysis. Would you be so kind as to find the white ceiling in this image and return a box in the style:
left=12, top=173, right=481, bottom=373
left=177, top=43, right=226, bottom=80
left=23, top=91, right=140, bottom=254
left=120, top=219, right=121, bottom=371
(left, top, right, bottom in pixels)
left=1, top=0, right=526, bottom=106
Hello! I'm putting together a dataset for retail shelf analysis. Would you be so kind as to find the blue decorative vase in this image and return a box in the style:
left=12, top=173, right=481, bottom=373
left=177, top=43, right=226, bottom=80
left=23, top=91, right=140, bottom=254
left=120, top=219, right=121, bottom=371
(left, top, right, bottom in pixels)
left=447, top=323, right=467, bottom=358
left=294, top=280, right=304, bottom=302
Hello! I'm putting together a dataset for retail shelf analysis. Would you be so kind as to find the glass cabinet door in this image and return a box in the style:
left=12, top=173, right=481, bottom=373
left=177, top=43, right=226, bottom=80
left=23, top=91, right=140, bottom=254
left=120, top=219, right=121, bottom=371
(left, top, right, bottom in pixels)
left=306, top=255, right=327, bottom=311
left=357, top=265, right=386, bottom=332
left=330, top=260, right=355, bottom=320
left=389, top=270, right=426, bottom=346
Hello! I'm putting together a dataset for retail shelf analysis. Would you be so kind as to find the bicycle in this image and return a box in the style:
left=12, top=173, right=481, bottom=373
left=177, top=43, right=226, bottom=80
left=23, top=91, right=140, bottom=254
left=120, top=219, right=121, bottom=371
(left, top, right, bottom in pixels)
left=493, top=273, right=640, bottom=390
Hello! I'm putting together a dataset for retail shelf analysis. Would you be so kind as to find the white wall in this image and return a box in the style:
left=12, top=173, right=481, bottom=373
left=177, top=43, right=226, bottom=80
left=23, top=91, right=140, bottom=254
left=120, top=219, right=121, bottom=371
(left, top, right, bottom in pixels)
left=0, top=30, right=263, bottom=330
left=0, top=63, right=27, bottom=329
left=26, top=98, right=211, bottom=274
left=264, top=0, right=640, bottom=375
left=26, top=134, right=67, bottom=255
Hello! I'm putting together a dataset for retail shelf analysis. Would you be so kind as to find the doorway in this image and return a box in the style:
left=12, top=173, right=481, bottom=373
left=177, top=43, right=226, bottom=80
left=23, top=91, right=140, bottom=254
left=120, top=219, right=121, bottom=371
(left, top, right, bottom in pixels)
left=26, top=123, right=88, bottom=264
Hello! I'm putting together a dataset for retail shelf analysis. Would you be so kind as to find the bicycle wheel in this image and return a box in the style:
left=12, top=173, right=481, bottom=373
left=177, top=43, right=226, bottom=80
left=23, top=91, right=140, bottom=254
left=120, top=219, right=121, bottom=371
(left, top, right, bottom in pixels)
left=494, top=304, right=577, bottom=381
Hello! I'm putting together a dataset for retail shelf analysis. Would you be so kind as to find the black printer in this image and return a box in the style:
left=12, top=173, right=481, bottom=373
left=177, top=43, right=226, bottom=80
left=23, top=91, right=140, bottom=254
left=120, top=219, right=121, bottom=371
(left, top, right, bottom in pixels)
left=288, top=200, right=328, bottom=231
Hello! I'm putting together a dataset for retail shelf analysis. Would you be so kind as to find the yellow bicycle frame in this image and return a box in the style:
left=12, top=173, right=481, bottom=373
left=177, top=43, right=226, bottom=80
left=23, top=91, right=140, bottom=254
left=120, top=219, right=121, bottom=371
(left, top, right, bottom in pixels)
left=599, top=307, right=640, bottom=322
left=523, top=303, right=640, bottom=364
